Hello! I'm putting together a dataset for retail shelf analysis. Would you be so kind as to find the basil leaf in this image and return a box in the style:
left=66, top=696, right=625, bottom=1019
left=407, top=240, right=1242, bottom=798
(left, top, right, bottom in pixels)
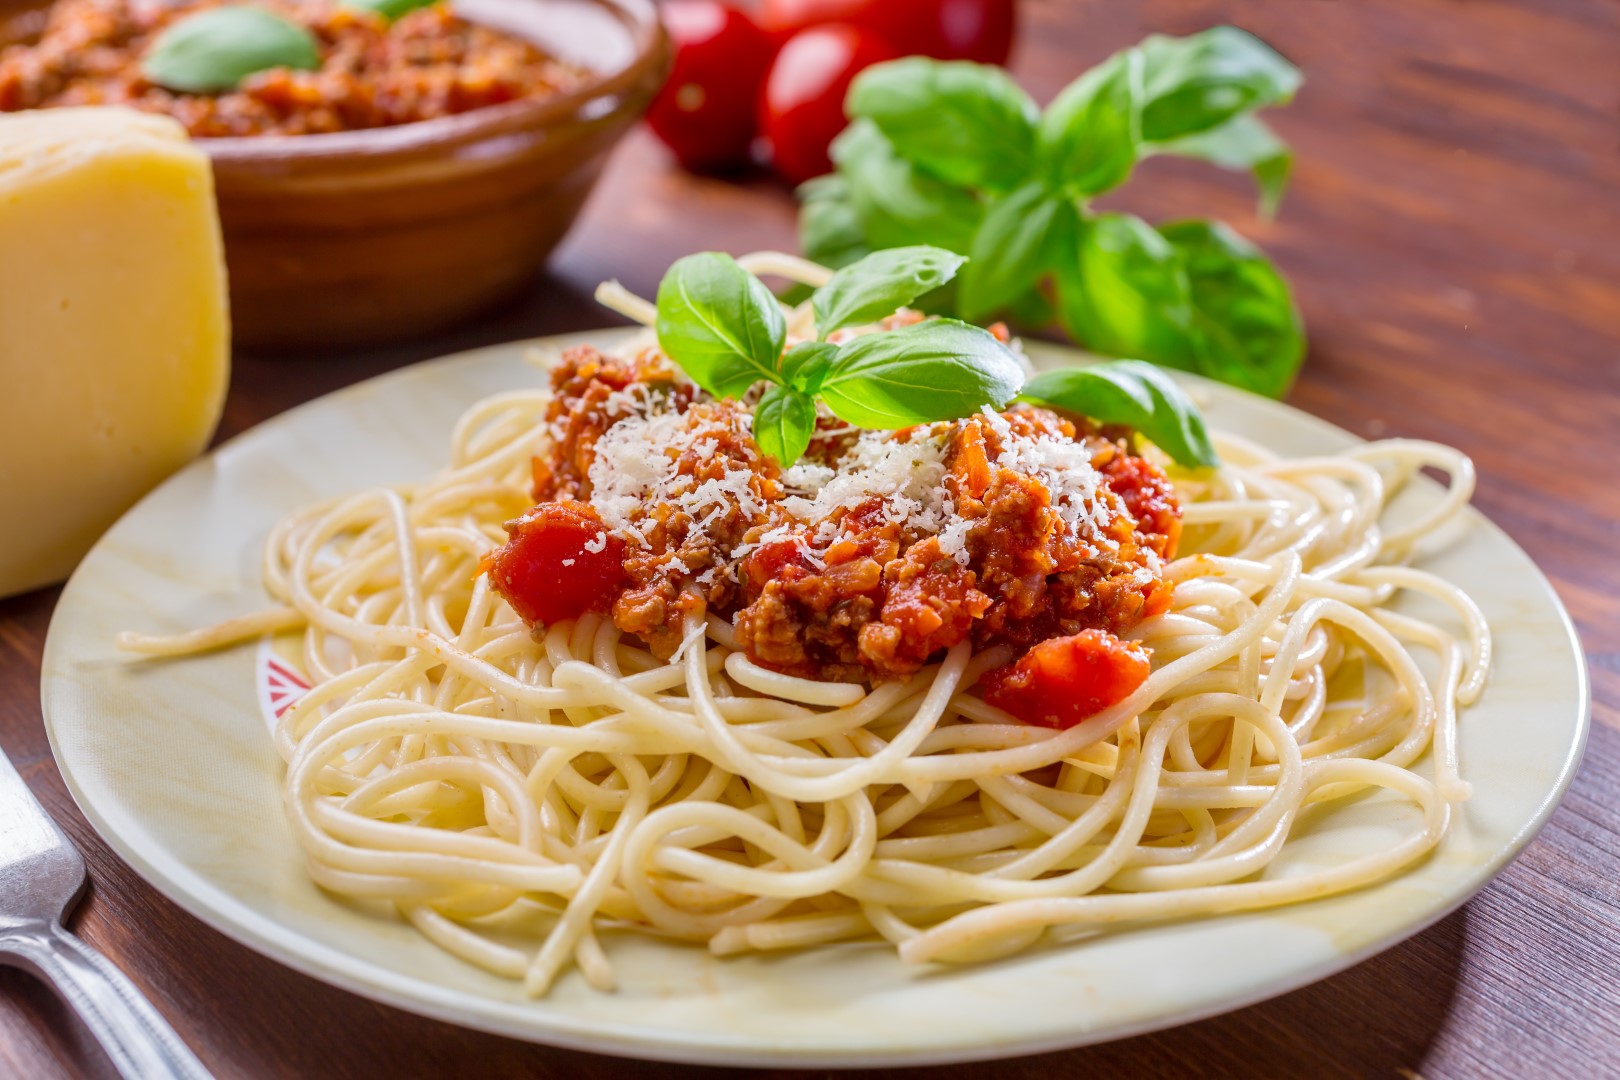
left=818, top=319, right=1024, bottom=429
left=1151, top=114, right=1291, bottom=217
left=142, top=6, right=319, bottom=93
left=847, top=58, right=1039, bottom=193
left=1159, top=219, right=1304, bottom=399
left=1058, top=212, right=1199, bottom=369
left=1019, top=359, right=1217, bottom=469
left=812, top=245, right=967, bottom=336
left=1007, top=288, right=1056, bottom=330
left=1036, top=47, right=1143, bottom=197
left=655, top=253, right=786, bottom=399
left=780, top=341, right=840, bottom=394
left=958, top=183, right=1078, bottom=322
left=1138, top=28, right=1301, bottom=143
left=339, top=0, right=436, bottom=19
left=831, top=120, right=984, bottom=254
left=798, top=175, right=871, bottom=269
left=754, top=384, right=819, bottom=467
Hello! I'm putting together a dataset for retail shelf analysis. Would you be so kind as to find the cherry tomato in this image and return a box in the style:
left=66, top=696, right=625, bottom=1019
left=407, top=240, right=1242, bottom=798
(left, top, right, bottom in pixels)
left=486, top=501, right=626, bottom=626
left=756, top=0, right=1017, bottom=65
left=758, top=23, right=898, bottom=185
left=980, top=630, right=1152, bottom=729
left=645, top=1, right=774, bottom=171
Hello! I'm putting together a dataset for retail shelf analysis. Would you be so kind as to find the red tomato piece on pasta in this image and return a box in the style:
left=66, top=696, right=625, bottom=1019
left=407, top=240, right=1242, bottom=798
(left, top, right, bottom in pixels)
left=980, top=630, right=1151, bottom=729
left=486, top=501, right=625, bottom=626
left=742, top=536, right=815, bottom=591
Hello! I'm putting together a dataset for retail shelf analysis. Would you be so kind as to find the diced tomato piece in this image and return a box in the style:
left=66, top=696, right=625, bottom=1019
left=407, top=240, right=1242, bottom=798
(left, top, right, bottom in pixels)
left=950, top=420, right=993, bottom=499
left=743, top=536, right=813, bottom=591
left=980, top=630, right=1152, bottom=729
left=1143, top=577, right=1175, bottom=619
left=1101, top=452, right=1182, bottom=559
left=486, top=501, right=625, bottom=626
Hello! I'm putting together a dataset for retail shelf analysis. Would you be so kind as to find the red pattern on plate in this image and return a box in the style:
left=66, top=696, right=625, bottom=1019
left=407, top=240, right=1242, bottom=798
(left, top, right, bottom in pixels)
left=264, top=654, right=310, bottom=719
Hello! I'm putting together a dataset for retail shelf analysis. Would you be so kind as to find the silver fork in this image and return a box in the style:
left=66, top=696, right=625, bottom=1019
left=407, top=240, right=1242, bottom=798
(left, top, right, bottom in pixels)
left=0, top=745, right=212, bottom=1079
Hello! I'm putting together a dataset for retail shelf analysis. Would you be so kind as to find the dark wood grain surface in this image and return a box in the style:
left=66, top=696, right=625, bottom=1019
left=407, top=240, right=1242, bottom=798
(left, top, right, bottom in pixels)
left=4, top=0, right=1619, bottom=1076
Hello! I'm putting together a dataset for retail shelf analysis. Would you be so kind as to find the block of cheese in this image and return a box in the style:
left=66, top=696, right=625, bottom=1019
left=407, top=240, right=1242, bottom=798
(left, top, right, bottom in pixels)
left=0, top=107, right=229, bottom=598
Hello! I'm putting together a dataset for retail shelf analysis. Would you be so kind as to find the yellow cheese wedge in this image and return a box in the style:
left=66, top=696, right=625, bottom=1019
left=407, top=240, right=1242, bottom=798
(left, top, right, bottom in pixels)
left=0, top=107, right=229, bottom=598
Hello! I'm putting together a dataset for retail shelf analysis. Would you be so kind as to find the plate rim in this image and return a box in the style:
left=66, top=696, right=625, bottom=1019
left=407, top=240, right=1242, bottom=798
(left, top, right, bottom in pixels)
left=40, top=332, right=1593, bottom=1068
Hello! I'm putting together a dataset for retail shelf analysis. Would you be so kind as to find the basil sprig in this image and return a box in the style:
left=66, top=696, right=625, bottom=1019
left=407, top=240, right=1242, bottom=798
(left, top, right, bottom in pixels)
left=655, top=253, right=786, bottom=398
left=801, top=27, right=1307, bottom=398
left=811, top=245, right=965, bottom=336
left=142, top=6, right=319, bottom=94
left=1019, top=360, right=1217, bottom=469
left=653, top=248, right=1023, bottom=466
left=649, top=246, right=1218, bottom=471
left=339, top=0, right=439, bottom=21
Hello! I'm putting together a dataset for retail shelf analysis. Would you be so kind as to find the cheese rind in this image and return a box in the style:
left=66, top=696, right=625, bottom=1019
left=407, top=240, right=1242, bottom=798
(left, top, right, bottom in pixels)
left=0, top=107, right=229, bottom=598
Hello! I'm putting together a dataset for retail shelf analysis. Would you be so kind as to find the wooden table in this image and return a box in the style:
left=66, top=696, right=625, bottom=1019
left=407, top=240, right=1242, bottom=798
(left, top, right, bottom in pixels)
left=4, top=0, right=1618, bottom=1075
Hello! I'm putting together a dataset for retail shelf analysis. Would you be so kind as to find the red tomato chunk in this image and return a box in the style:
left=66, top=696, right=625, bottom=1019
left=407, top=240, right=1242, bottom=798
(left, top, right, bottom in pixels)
left=486, top=501, right=625, bottom=626
left=980, top=629, right=1152, bottom=729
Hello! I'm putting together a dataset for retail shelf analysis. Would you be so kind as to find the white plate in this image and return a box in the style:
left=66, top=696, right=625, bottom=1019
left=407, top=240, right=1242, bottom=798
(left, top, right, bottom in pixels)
left=41, top=334, right=1590, bottom=1067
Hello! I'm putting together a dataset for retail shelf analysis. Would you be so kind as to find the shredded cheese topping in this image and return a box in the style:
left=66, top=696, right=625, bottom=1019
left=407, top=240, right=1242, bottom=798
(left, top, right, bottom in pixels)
left=581, top=391, right=1122, bottom=573
left=587, top=407, right=765, bottom=548
left=977, top=407, right=1112, bottom=540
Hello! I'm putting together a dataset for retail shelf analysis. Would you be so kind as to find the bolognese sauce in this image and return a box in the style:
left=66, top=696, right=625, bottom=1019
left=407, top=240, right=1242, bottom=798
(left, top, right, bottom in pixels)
left=0, top=0, right=590, bottom=137
left=489, top=341, right=1183, bottom=724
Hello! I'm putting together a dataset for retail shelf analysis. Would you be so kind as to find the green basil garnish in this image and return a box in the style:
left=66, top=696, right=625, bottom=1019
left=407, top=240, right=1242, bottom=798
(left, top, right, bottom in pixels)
left=339, top=0, right=439, bottom=21
left=1056, top=214, right=1304, bottom=398
left=142, top=6, right=319, bottom=94
left=815, top=319, right=1025, bottom=430
left=829, top=121, right=983, bottom=257
left=1149, top=114, right=1292, bottom=218
left=1019, top=360, right=1217, bottom=470
left=655, top=253, right=786, bottom=399
left=753, top=384, right=818, bottom=470
left=798, top=176, right=872, bottom=271
left=651, top=246, right=1215, bottom=470
left=778, top=341, right=839, bottom=394
left=799, top=27, right=1305, bottom=398
left=958, top=182, right=1077, bottom=322
left=1058, top=212, right=1198, bottom=370
left=1137, top=28, right=1301, bottom=143
left=653, top=248, right=1022, bottom=466
left=1036, top=48, right=1144, bottom=198
left=1159, top=220, right=1304, bottom=399
left=812, top=246, right=966, bottom=338
left=847, top=58, right=1038, bottom=193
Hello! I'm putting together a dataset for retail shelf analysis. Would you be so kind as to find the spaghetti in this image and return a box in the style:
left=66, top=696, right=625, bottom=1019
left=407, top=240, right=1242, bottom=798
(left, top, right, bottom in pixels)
left=121, top=256, right=1488, bottom=996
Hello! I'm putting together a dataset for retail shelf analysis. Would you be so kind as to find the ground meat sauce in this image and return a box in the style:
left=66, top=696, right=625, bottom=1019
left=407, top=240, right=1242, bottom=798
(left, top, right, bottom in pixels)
left=496, top=343, right=1184, bottom=697
left=0, top=0, right=590, bottom=136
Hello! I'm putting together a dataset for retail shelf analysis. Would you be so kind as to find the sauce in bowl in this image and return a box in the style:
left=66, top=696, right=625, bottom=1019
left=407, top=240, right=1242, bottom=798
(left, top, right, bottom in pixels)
left=0, top=0, right=593, bottom=136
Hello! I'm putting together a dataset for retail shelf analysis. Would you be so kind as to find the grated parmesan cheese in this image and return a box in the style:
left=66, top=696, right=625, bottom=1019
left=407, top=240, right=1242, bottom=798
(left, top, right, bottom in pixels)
left=586, top=408, right=764, bottom=551
left=579, top=388, right=1119, bottom=576
left=782, top=429, right=951, bottom=528
left=978, top=407, right=1113, bottom=541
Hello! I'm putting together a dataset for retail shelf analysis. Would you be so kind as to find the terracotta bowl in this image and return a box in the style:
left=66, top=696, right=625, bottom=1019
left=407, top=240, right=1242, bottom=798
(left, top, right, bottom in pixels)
left=1, top=0, right=665, bottom=348
left=201, top=0, right=668, bottom=350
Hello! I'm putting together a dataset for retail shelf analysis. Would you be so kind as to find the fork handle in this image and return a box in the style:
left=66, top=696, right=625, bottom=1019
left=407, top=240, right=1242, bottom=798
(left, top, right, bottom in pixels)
left=0, top=921, right=212, bottom=1080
